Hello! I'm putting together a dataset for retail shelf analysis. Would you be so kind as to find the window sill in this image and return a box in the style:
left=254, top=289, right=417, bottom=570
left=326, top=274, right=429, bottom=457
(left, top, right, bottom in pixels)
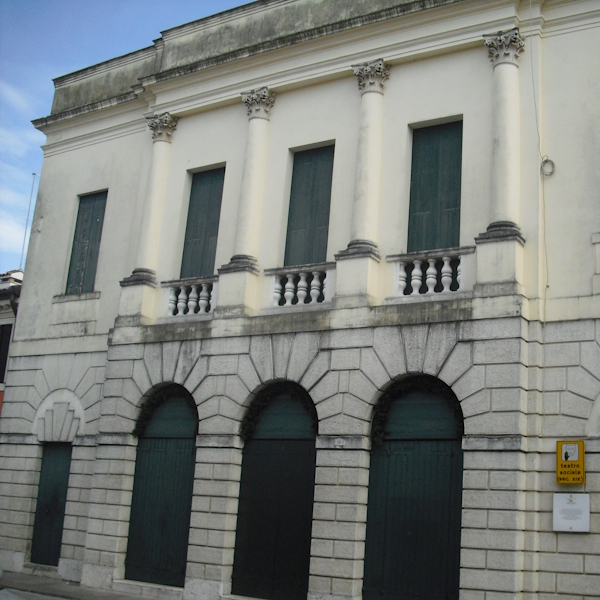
left=384, top=290, right=473, bottom=304
left=52, top=292, right=100, bottom=303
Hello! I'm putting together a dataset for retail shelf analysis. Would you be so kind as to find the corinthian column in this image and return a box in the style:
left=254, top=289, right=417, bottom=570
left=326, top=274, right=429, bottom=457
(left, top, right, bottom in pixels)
left=122, top=112, right=178, bottom=286
left=337, top=59, right=389, bottom=261
left=220, top=87, right=275, bottom=275
left=477, top=28, right=525, bottom=243
left=215, top=87, right=274, bottom=316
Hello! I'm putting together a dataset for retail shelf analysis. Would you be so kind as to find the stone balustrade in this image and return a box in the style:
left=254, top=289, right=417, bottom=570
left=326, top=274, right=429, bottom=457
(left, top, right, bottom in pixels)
left=386, top=246, right=475, bottom=296
left=264, top=263, right=335, bottom=307
left=162, top=276, right=218, bottom=316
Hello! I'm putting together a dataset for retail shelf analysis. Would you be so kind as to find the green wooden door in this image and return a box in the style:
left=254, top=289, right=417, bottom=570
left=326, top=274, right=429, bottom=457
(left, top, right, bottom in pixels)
left=232, top=388, right=317, bottom=600
left=126, top=388, right=198, bottom=587
left=407, top=122, right=462, bottom=252
left=31, top=443, right=72, bottom=566
left=363, top=379, right=463, bottom=600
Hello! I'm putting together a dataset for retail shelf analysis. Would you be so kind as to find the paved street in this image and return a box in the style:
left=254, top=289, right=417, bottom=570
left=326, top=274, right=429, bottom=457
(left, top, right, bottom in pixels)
left=0, top=572, right=142, bottom=600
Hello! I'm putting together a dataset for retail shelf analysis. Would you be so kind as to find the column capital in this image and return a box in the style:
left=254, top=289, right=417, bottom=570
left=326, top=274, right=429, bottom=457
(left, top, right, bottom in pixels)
left=146, top=112, right=178, bottom=142
left=241, top=86, right=276, bottom=120
left=352, top=58, right=390, bottom=94
left=484, top=28, right=525, bottom=67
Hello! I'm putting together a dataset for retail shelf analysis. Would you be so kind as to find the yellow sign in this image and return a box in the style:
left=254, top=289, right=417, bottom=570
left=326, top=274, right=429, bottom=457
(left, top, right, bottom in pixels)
left=556, top=440, right=585, bottom=484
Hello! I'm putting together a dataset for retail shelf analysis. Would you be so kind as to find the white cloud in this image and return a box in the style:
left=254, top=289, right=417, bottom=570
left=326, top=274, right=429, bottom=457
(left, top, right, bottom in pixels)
left=0, top=125, right=44, bottom=159
left=0, top=207, right=27, bottom=255
left=0, top=186, right=27, bottom=210
left=0, top=80, right=35, bottom=115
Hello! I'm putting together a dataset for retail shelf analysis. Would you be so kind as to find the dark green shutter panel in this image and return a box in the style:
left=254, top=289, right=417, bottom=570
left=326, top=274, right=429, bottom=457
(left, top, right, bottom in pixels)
left=284, top=145, right=334, bottom=267
left=232, top=391, right=316, bottom=600
left=31, top=443, right=72, bottom=566
left=407, top=122, right=462, bottom=252
left=363, top=383, right=463, bottom=600
left=0, top=323, right=12, bottom=383
left=180, top=168, right=225, bottom=278
left=66, top=191, right=107, bottom=295
left=126, top=390, right=197, bottom=588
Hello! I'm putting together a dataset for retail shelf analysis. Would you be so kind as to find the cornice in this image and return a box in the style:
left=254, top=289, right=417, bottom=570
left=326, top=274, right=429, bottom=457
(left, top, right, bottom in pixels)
left=53, top=45, right=156, bottom=87
left=40, top=116, right=147, bottom=158
left=32, top=0, right=599, bottom=128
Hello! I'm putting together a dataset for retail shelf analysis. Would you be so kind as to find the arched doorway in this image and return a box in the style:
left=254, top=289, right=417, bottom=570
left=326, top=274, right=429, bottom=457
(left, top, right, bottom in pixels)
left=232, top=382, right=317, bottom=600
left=125, top=384, right=198, bottom=587
left=363, top=376, right=464, bottom=600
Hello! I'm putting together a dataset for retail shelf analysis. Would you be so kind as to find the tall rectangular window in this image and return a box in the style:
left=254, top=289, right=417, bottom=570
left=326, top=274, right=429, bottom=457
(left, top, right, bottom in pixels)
left=0, top=324, right=12, bottom=384
left=407, top=121, right=462, bottom=252
left=65, top=191, right=107, bottom=295
left=284, top=145, right=334, bottom=267
left=180, top=167, right=225, bottom=279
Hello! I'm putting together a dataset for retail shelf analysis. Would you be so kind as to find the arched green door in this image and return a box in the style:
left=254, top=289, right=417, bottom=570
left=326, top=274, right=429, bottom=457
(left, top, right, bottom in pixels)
left=125, top=385, right=197, bottom=587
left=363, top=377, right=464, bottom=600
left=232, top=384, right=317, bottom=600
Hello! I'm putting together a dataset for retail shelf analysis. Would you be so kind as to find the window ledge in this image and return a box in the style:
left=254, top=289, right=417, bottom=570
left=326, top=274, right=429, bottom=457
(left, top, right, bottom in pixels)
left=264, top=261, right=336, bottom=276
left=156, top=313, right=213, bottom=324
left=52, top=292, right=100, bottom=303
left=260, top=301, right=333, bottom=316
left=386, top=245, right=475, bottom=262
left=160, top=275, right=218, bottom=287
left=384, top=290, right=473, bottom=305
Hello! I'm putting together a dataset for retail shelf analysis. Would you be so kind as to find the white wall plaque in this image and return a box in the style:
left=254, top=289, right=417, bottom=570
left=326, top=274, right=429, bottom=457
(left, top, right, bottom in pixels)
left=553, top=493, right=590, bottom=532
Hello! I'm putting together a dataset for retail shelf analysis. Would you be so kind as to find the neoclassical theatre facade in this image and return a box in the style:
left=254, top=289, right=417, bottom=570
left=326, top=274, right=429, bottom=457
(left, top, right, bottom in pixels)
left=1, top=1, right=599, bottom=599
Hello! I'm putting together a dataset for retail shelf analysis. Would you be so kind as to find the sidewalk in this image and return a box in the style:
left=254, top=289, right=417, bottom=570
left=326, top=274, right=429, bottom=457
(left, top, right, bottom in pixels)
left=0, top=572, right=142, bottom=600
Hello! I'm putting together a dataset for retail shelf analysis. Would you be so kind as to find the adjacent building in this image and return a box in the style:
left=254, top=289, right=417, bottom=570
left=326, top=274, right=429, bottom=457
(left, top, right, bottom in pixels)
left=1, top=1, right=599, bottom=599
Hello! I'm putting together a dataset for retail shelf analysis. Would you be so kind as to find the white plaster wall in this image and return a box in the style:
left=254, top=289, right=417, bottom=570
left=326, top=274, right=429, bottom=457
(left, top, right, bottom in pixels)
left=155, top=102, right=248, bottom=281
left=17, top=110, right=152, bottom=342
left=541, top=25, right=600, bottom=300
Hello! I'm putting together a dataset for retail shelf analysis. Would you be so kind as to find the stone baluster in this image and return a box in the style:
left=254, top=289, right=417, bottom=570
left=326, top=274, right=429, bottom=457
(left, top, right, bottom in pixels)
left=322, top=272, right=328, bottom=302
left=273, top=277, right=283, bottom=307
left=297, top=273, right=308, bottom=305
left=177, top=286, right=188, bottom=316
left=199, top=284, right=211, bottom=313
left=457, top=259, right=463, bottom=290
left=284, top=274, right=295, bottom=306
left=188, top=285, right=199, bottom=314
left=441, top=257, right=452, bottom=292
left=311, top=272, right=321, bottom=303
left=168, top=287, right=178, bottom=315
left=426, top=259, right=437, bottom=294
left=411, top=260, right=422, bottom=295
left=398, top=262, right=407, bottom=295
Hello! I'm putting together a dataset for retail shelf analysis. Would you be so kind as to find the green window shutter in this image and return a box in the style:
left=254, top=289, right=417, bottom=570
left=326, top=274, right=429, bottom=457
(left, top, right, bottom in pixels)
left=65, top=191, right=107, bottom=295
left=180, top=167, right=225, bottom=278
left=284, top=145, right=334, bottom=267
left=0, top=324, right=12, bottom=383
left=407, top=121, right=462, bottom=252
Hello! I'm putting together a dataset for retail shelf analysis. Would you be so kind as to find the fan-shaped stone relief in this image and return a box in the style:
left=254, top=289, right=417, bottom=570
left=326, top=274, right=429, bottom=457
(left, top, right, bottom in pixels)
left=32, top=388, right=85, bottom=442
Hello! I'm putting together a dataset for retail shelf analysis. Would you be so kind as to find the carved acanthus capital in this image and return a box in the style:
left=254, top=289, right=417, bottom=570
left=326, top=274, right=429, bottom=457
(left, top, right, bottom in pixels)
left=484, top=28, right=525, bottom=67
left=352, top=59, right=390, bottom=94
left=242, top=87, right=276, bottom=120
left=147, top=112, right=178, bottom=142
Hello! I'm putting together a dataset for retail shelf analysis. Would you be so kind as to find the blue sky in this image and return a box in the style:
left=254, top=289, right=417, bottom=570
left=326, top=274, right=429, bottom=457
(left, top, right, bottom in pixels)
left=0, top=0, right=248, bottom=274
